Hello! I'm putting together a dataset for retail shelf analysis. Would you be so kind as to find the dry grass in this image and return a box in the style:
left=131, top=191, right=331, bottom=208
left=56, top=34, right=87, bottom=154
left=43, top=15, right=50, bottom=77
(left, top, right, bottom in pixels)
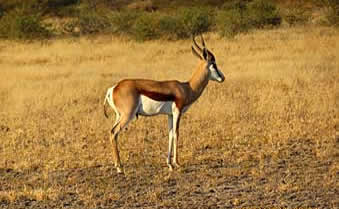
left=0, top=26, right=338, bottom=208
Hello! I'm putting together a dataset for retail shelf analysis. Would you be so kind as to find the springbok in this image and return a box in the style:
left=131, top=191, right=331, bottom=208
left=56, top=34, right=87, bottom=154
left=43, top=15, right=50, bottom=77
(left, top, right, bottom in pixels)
left=104, top=36, right=225, bottom=173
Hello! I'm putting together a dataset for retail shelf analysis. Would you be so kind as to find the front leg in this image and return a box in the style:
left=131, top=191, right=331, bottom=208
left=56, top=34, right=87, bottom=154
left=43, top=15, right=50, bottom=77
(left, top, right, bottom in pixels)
left=167, top=115, right=174, bottom=171
left=172, top=106, right=182, bottom=168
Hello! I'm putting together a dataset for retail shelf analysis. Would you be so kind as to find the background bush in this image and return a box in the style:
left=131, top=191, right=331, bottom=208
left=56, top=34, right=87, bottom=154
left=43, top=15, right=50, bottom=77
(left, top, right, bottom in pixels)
left=76, top=7, right=113, bottom=34
left=111, top=10, right=141, bottom=35
left=158, top=15, right=185, bottom=40
left=111, top=6, right=212, bottom=41
left=45, top=0, right=80, bottom=17
left=0, top=0, right=336, bottom=41
left=322, top=0, right=339, bottom=26
left=247, top=0, right=281, bottom=28
left=177, top=7, right=212, bottom=37
left=217, top=0, right=281, bottom=38
left=131, top=12, right=159, bottom=41
left=216, top=1, right=251, bottom=38
left=282, top=7, right=310, bottom=26
left=0, top=9, right=51, bottom=40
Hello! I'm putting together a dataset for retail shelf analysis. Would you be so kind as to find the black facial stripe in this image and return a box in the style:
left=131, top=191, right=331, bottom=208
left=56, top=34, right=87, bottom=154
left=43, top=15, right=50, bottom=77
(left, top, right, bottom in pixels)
left=215, top=66, right=222, bottom=78
left=210, top=63, right=222, bottom=78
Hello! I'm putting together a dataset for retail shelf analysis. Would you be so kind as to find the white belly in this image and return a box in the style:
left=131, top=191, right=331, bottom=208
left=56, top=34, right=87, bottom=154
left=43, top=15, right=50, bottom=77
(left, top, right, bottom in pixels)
left=137, top=95, right=173, bottom=116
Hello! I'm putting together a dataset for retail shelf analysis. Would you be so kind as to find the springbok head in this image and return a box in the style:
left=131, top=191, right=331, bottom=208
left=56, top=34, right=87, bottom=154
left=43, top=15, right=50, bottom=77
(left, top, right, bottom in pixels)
left=192, top=35, right=225, bottom=83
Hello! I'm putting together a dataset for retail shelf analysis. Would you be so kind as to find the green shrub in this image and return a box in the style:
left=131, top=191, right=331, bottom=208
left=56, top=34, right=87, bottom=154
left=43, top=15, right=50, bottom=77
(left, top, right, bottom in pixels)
left=177, top=7, right=212, bottom=37
left=247, top=0, right=281, bottom=28
left=0, top=0, right=39, bottom=12
left=45, top=0, right=80, bottom=17
left=158, top=7, right=213, bottom=40
left=76, top=7, right=113, bottom=34
left=110, top=8, right=212, bottom=41
left=0, top=9, right=51, bottom=40
left=131, top=12, right=159, bottom=41
left=111, top=10, right=141, bottom=35
left=221, top=0, right=249, bottom=10
left=216, top=0, right=281, bottom=38
left=322, top=0, right=339, bottom=26
left=158, top=15, right=186, bottom=40
left=216, top=2, right=251, bottom=37
left=282, top=8, right=310, bottom=26
left=51, top=5, right=79, bottom=17
left=130, top=7, right=212, bottom=41
left=0, top=5, right=4, bottom=18
left=47, top=0, right=79, bottom=8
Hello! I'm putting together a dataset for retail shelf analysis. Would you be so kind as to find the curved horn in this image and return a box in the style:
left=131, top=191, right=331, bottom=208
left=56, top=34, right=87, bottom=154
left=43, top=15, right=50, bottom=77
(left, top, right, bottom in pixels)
left=200, top=35, right=206, bottom=48
left=192, top=35, right=203, bottom=53
left=191, top=46, right=203, bottom=60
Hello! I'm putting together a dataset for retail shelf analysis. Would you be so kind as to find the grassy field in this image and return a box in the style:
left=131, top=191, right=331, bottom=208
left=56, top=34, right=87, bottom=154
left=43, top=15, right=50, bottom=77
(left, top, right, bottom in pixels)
left=0, top=26, right=338, bottom=208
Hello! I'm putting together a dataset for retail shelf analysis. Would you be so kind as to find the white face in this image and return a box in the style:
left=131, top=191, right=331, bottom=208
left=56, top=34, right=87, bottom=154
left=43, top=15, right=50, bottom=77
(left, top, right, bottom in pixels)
left=208, top=63, right=225, bottom=83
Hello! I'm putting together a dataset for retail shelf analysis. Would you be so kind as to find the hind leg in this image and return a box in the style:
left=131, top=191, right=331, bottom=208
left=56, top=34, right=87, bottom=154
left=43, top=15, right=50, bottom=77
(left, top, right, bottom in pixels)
left=109, top=85, right=140, bottom=173
left=110, top=113, right=137, bottom=173
left=110, top=122, right=123, bottom=173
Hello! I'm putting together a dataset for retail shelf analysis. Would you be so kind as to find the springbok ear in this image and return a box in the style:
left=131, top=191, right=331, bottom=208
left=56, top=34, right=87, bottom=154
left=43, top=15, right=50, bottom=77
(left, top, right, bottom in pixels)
left=192, top=46, right=203, bottom=60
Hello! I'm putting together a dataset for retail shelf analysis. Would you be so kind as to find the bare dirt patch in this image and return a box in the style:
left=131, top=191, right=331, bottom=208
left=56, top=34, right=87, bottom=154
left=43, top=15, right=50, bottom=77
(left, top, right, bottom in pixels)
left=0, top=138, right=337, bottom=208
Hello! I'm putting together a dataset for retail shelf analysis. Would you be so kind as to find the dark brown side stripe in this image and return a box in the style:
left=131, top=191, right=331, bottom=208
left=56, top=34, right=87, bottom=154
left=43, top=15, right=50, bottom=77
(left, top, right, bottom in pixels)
left=139, top=89, right=175, bottom=102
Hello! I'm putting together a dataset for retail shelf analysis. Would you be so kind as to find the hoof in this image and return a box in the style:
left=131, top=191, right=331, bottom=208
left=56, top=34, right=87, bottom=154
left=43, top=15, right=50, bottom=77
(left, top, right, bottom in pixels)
left=167, top=163, right=174, bottom=171
left=173, top=162, right=181, bottom=168
left=116, top=167, right=123, bottom=174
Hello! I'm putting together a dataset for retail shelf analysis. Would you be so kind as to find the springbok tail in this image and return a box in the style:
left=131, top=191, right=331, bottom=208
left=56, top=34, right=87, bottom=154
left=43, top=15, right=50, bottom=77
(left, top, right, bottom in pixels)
left=104, top=85, right=121, bottom=121
left=104, top=100, right=109, bottom=119
left=103, top=87, right=114, bottom=119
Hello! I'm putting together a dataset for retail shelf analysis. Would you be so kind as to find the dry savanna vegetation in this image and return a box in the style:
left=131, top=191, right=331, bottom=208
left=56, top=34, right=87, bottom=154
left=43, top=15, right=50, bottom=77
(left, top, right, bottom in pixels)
left=0, top=26, right=338, bottom=208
